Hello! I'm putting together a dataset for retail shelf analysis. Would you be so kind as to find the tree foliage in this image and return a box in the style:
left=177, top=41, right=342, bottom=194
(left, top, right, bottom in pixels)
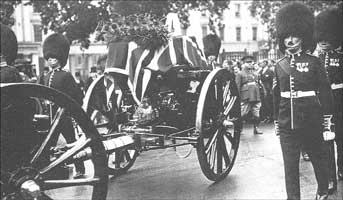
left=249, top=0, right=341, bottom=49
left=2, top=0, right=230, bottom=48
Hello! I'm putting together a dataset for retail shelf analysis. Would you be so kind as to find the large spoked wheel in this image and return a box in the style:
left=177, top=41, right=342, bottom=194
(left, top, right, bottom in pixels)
left=83, top=75, right=138, bottom=177
left=1, top=83, right=108, bottom=200
left=196, top=69, right=241, bottom=182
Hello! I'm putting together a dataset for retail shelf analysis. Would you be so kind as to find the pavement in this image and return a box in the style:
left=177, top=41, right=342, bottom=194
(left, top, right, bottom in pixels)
left=47, top=122, right=343, bottom=199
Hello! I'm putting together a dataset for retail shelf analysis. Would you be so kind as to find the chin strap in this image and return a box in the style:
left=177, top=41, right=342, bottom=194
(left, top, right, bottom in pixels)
left=274, top=120, right=279, bottom=136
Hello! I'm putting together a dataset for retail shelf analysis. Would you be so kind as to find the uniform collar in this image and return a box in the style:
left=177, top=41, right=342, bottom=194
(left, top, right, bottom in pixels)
left=285, top=48, right=302, bottom=58
left=0, top=56, right=8, bottom=67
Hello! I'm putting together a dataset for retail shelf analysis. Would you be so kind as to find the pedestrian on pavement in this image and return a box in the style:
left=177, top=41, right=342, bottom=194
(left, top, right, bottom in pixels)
left=42, top=33, right=85, bottom=179
left=273, top=2, right=334, bottom=200
left=74, top=71, right=85, bottom=94
left=259, top=59, right=274, bottom=123
left=236, top=55, right=263, bottom=134
left=86, top=66, right=98, bottom=91
left=315, top=6, right=343, bottom=193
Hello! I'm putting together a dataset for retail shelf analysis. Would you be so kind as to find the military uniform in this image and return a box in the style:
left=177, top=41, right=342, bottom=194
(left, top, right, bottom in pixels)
left=273, top=52, right=333, bottom=200
left=42, top=33, right=85, bottom=176
left=315, top=6, right=343, bottom=191
left=274, top=2, right=333, bottom=199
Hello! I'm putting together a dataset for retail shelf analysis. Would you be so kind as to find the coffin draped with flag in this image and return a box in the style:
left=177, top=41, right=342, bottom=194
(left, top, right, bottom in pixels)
left=103, top=36, right=209, bottom=104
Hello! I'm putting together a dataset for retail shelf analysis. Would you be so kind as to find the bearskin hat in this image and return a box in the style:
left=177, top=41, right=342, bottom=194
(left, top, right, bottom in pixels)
left=203, top=34, right=221, bottom=59
left=315, top=8, right=343, bottom=47
left=0, top=24, right=18, bottom=65
left=43, top=33, right=70, bottom=67
left=276, top=2, right=315, bottom=54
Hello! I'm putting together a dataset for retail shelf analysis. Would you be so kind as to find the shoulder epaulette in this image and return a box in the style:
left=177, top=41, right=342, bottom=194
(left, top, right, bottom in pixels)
left=305, top=52, right=317, bottom=58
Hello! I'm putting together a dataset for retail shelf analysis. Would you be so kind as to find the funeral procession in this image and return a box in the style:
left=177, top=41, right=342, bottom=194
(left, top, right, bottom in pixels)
left=1, top=0, right=343, bottom=200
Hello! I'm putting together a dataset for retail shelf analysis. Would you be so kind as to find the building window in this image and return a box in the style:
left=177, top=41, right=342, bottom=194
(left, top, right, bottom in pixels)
left=236, top=27, right=241, bottom=41
left=78, top=56, right=82, bottom=65
left=33, top=25, right=42, bottom=42
left=252, top=27, right=257, bottom=41
left=219, top=26, right=225, bottom=41
left=235, top=4, right=240, bottom=17
left=33, top=5, right=39, bottom=13
left=202, top=25, right=207, bottom=37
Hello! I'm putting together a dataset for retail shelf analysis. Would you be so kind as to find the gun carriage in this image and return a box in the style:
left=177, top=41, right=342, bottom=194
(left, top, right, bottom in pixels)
left=1, top=36, right=241, bottom=200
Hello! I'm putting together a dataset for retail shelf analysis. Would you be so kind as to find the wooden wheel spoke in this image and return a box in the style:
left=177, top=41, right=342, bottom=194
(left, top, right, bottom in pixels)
left=43, top=177, right=100, bottom=190
left=224, top=96, right=237, bottom=116
left=205, top=130, right=218, bottom=154
left=40, top=137, right=91, bottom=175
left=224, top=132, right=235, bottom=146
left=216, top=136, right=223, bottom=173
left=220, top=135, right=231, bottom=167
left=31, top=108, right=66, bottom=165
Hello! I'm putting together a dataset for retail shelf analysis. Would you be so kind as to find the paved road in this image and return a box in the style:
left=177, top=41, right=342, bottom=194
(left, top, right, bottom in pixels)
left=104, top=123, right=342, bottom=200
left=48, top=122, right=342, bottom=199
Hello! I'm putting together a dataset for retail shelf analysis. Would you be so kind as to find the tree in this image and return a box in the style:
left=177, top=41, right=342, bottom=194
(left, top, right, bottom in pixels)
left=2, top=0, right=231, bottom=48
left=0, top=0, right=21, bottom=26
left=249, top=0, right=341, bottom=50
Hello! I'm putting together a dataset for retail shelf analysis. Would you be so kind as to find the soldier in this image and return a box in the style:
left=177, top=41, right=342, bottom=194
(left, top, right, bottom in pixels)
left=236, top=55, right=263, bottom=134
left=273, top=2, right=334, bottom=200
left=0, top=24, right=21, bottom=83
left=315, top=6, right=343, bottom=193
left=42, top=33, right=85, bottom=178
left=203, top=34, right=221, bottom=69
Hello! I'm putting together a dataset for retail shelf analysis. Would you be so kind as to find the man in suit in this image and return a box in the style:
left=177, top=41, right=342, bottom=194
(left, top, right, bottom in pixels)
left=315, top=6, right=343, bottom=193
left=42, top=33, right=85, bottom=178
left=236, top=55, right=263, bottom=134
left=273, top=2, right=334, bottom=200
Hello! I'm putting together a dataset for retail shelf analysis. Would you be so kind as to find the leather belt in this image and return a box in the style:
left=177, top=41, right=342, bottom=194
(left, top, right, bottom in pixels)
left=331, top=83, right=343, bottom=90
left=281, top=91, right=316, bottom=98
left=243, top=82, right=256, bottom=86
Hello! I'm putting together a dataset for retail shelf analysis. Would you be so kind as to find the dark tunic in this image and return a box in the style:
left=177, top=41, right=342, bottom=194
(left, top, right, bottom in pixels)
left=273, top=52, right=333, bottom=130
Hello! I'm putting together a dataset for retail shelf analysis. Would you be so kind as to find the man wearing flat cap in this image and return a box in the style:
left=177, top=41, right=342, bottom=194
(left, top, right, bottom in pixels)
left=273, top=2, right=334, bottom=200
left=41, top=33, right=85, bottom=178
left=315, top=5, right=343, bottom=193
left=236, top=55, right=263, bottom=134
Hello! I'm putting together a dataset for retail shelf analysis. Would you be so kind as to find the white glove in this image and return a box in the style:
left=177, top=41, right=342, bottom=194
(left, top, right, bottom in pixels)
left=274, top=120, right=279, bottom=136
left=323, top=131, right=335, bottom=141
left=323, top=115, right=335, bottom=141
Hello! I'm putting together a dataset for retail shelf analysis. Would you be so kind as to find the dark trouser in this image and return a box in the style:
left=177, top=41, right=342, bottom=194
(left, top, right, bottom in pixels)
left=330, top=112, right=343, bottom=179
left=280, top=127, right=329, bottom=200
left=60, top=117, right=85, bottom=174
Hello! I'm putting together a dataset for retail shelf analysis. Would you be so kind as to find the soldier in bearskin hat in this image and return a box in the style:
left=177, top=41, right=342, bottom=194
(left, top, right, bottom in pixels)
left=203, top=34, right=221, bottom=69
left=315, top=6, right=343, bottom=193
left=42, top=33, right=85, bottom=178
left=273, top=2, right=334, bottom=200
left=0, top=24, right=22, bottom=83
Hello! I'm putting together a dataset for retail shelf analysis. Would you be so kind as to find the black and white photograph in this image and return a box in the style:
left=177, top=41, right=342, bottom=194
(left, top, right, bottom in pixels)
left=1, top=0, right=342, bottom=199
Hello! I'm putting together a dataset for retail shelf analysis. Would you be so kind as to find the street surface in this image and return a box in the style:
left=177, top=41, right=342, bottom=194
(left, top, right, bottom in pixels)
left=49, top=122, right=343, bottom=199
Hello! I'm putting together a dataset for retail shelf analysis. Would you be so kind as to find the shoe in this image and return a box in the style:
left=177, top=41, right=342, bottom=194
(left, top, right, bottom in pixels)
left=328, top=180, right=337, bottom=194
left=315, top=194, right=328, bottom=200
left=253, top=127, right=263, bottom=134
left=74, top=171, right=85, bottom=179
left=338, top=171, right=343, bottom=180
left=302, top=152, right=310, bottom=161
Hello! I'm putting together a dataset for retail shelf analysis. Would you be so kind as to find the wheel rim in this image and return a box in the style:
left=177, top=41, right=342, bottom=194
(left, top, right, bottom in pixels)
left=1, top=83, right=108, bottom=200
left=196, top=69, right=241, bottom=181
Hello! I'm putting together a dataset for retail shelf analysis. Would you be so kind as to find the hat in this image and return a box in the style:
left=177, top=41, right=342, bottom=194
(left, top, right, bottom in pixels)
left=90, top=66, right=97, bottom=73
left=241, top=55, right=255, bottom=63
left=43, top=33, right=70, bottom=67
left=315, top=8, right=343, bottom=46
left=0, top=24, right=18, bottom=65
left=203, top=34, right=221, bottom=59
left=276, top=2, right=315, bottom=54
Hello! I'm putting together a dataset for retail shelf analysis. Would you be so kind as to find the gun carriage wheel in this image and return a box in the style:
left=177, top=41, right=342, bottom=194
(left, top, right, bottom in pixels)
left=196, top=69, right=241, bottom=182
left=1, top=83, right=108, bottom=200
left=83, top=75, right=138, bottom=177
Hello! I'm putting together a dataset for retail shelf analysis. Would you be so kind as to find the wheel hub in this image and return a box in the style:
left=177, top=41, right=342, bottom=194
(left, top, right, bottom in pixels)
left=6, top=167, right=43, bottom=200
